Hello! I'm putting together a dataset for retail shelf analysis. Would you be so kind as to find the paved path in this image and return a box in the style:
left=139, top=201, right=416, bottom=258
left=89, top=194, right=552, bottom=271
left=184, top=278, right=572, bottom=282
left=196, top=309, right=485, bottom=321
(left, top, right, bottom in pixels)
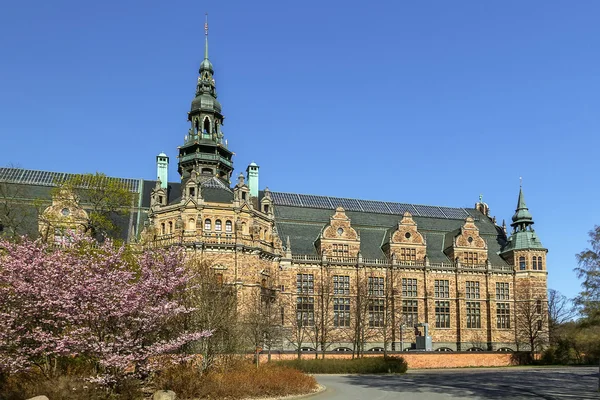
left=313, top=367, right=599, bottom=399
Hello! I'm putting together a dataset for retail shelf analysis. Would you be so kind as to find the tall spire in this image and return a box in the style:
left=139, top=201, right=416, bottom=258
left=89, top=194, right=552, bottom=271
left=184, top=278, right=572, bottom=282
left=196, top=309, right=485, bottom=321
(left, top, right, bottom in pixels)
left=511, top=184, right=534, bottom=231
left=204, top=13, right=209, bottom=60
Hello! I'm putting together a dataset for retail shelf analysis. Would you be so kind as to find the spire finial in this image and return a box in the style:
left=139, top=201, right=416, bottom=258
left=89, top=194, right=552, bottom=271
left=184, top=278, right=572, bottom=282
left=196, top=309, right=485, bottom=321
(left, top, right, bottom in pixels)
left=479, top=193, right=483, bottom=203
left=204, top=13, right=209, bottom=60
left=519, top=176, right=522, bottom=188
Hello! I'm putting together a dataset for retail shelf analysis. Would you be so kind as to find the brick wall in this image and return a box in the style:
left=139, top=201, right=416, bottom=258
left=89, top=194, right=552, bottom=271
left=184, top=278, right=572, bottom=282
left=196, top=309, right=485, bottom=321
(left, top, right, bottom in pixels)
left=257, top=352, right=518, bottom=369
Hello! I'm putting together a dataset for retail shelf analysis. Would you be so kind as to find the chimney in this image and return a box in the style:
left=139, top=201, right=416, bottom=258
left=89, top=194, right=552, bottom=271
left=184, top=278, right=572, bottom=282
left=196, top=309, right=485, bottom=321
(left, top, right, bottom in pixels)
left=156, top=152, right=169, bottom=189
left=246, top=162, right=259, bottom=198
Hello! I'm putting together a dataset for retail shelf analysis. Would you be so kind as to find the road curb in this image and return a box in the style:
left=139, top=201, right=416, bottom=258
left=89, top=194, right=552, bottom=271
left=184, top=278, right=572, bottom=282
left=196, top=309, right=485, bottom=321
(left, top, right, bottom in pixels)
left=241, top=383, right=326, bottom=400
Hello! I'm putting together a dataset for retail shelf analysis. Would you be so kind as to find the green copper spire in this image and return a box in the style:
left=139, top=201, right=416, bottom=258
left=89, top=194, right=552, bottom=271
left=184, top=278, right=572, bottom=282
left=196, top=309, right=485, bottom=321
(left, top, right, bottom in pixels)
left=511, top=184, right=534, bottom=230
left=500, top=182, right=546, bottom=255
left=200, top=13, right=213, bottom=74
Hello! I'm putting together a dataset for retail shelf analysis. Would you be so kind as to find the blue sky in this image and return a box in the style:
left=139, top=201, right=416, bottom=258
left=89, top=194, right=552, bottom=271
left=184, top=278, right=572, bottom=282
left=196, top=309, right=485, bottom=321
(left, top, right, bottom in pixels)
left=1, top=1, right=598, bottom=300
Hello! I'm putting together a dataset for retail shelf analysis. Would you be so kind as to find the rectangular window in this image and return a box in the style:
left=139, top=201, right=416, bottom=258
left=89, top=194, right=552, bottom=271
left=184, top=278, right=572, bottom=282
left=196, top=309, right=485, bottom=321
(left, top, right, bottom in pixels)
left=399, top=248, right=417, bottom=262
left=402, top=278, right=418, bottom=297
left=402, top=299, right=418, bottom=327
left=435, top=300, right=450, bottom=328
left=333, top=275, right=350, bottom=295
left=466, top=301, right=481, bottom=328
left=296, top=296, right=314, bottom=327
left=296, top=274, right=314, bottom=294
left=497, top=303, right=510, bottom=329
left=369, top=298, right=385, bottom=327
left=368, top=277, right=384, bottom=297
left=496, top=282, right=510, bottom=300
left=333, top=297, right=350, bottom=327
left=463, top=252, right=479, bottom=265
left=465, top=281, right=480, bottom=299
left=536, top=319, right=543, bottom=331
left=434, top=279, right=450, bottom=298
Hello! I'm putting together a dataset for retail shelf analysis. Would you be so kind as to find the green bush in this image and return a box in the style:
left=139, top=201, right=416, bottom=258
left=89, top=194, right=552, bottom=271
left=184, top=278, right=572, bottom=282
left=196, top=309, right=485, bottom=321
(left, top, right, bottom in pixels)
left=277, top=356, right=408, bottom=374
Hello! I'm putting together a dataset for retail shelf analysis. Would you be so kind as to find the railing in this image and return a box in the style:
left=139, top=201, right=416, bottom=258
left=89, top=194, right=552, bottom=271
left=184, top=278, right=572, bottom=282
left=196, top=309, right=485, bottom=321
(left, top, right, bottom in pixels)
left=179, top=153, right=232, bottom=167
left=292, top=254, right=322, bottom=262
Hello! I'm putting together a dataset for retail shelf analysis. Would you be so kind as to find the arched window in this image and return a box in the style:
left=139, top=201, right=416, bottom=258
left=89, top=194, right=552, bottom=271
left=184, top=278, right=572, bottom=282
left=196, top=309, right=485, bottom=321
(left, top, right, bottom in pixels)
left=161, top=223, right=165, bottom=235
left=203, top=117, right=211, bottom=133
left=195, top=118, right=200, bottom=134
left=225, top=220, right=232, bottom=233
left=215, top=219, right=222, bottom=231
left=242, top=222, right=247, bottom=235
left=168, top=221, right=173, bottom=234
left=204, top=219, right=211, bottom=231
left=188, top=218, right=196, bottom=231
left=538, top=256, right=543, bottom=270
left=532, top=257, right=538, bottom=270
left=519, top=256, right=526, bottom=270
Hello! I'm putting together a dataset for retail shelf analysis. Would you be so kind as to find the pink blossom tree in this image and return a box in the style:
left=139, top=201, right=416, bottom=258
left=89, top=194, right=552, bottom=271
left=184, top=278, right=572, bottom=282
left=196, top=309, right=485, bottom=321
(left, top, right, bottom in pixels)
left=0, top=234, right=211, bottom=385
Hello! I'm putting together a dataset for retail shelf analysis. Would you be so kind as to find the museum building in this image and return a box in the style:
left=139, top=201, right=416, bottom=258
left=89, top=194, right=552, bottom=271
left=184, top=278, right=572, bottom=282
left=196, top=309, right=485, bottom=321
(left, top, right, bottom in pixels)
left=0, top=28, right=548, bottom=352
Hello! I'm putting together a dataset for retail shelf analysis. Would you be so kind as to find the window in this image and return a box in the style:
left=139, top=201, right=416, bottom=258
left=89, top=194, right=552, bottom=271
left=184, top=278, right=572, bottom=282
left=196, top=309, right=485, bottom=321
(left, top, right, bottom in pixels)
left=332, top=243, right=349, bottom=258
left=496, top=282, right=510, bottom=300
left=402, top=299, right=418, bottom=327
left=519, top=256, right=526, bottom=270
left=466, top=302, right=481, bottom=328
left=465, top=281, right=480, bottom=299
left=264, top=204, right=269, bottom=214
left=189, top=187, right=195, bottom=197
left=399, top=248, right=417, bottom=262
left=537, top=319, right=543, bottom=331
left=204, top=219, right=211, bottom=231
left=161, top=222, right=165, bottom=235
left=434, top=280, right=449, bottom=298
left=296, top=296, right=314, bottom=327
left=333, top=275, right=350, bottom=295
left=188, top=218, right=196, bottom=231
left=538, top=256, right=543, bottom=270
left=242, top=192, right=247, bottom=200
left=532, top=257, right=538, bottom=270
left=296, top=274, right=314, bottom=294
left=369, top=298, right=385, bottom=327
left=215, top=219, right=222, bottom=231
left=497, top=303, right=510, bottom=329
left=225, top=220, right=232, bottom=233
left=333, top=297, right=350, bottom=327
left=435, top=300, right=450, bottom=328
left=464, top=252, right=479, bottom=265
left=168, top=221, right=173, bottom=234
left=215, top=273, right=223, bottom=286
left=368, top=277, right=384, bottom=297
left=402, top=278, right=418, bottom=297
left=536, top=300, right=542, bottom=314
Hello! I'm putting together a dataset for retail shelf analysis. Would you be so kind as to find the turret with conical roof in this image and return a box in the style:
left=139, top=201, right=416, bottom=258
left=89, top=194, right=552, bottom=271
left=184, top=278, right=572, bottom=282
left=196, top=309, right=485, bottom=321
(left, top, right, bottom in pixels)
left=178, top=13, right=234, bottom=185
left=500, top=184, right=547, bottom=271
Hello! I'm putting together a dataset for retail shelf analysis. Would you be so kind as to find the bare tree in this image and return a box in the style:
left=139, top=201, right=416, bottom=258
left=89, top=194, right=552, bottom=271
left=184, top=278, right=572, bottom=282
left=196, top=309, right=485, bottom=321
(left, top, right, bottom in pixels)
left=515, top=279, right=549, bottom=358
left=280, top=292, right=311, bottom=359
left=547, top=289, right=575, bottom=346
left=307, top=266, right=336, bottom=358
left=184, top=259, right=242, bottom=371
left=0, top=179, right=35, bottom=239
left=243, top=285, right=282, bottom=362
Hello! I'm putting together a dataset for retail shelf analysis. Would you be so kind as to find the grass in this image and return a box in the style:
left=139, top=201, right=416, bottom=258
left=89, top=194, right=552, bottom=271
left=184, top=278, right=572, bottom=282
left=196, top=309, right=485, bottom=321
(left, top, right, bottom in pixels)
left=277, top=356, right=408, bottom=374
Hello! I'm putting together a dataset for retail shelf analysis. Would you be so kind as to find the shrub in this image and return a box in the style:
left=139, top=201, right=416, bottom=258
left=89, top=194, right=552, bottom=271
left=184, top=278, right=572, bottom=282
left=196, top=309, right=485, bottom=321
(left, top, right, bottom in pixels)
left=0, top=369, right=143, bottom=400
left=152, top=361, right=317, bottom=399
left=277, top=356, right=408, bottom=374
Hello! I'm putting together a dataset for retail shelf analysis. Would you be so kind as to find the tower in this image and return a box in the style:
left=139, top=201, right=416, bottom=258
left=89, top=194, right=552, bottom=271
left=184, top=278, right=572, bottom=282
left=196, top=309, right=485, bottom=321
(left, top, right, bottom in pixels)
left=156, top=152, right=169, bottom=189
left=500, top=185, right=547, bottom=272
left=178, top=14, right=234, bottom=184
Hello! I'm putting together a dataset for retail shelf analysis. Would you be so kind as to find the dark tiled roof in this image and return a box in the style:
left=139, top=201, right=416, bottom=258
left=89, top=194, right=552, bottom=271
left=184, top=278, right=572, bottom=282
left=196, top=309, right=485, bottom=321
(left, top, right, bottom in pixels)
left=274, top=202, right=509, bottom=266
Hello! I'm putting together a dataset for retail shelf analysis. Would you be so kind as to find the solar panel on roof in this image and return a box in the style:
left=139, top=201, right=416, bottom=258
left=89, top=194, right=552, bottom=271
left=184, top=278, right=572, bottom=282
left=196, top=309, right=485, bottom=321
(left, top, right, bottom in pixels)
left=297, top=194, right=332, bottom=209
left=439, top=207, right=469, bottom=219
left=271, top=192, right=302, bottom=206
left=0, top=168, right=140, bottom=193
left=413, top=205, right=447, bottom=218
left=359, top=199, right=392, bottom=214
left=386, top=202, right=417, bottom=215
left=329, top=197, right=362, bottom=211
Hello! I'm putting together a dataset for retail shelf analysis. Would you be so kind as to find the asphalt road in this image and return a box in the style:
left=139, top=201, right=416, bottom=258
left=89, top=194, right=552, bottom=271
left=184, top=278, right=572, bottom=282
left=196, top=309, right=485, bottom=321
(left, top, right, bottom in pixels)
left=313, top=367, right=599, bottom=400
